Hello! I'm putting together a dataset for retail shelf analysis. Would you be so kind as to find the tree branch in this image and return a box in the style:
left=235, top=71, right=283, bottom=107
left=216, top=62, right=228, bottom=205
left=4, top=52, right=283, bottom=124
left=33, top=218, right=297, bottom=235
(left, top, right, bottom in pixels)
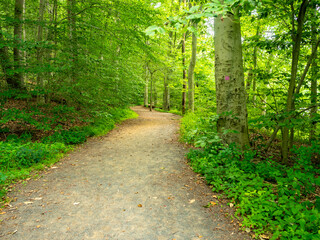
left=58, top=4, right=99, bottom=23
left=295, top=37, right=320, bottom=95
left=264, top=102, right=320, bottom=151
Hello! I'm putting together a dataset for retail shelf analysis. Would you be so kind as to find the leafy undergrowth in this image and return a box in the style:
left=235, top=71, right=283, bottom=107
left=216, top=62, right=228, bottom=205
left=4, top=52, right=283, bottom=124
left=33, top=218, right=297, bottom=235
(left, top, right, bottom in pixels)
left=181, top=112, right=320, bottom=240
left=0, top=97, right=138, bottom=206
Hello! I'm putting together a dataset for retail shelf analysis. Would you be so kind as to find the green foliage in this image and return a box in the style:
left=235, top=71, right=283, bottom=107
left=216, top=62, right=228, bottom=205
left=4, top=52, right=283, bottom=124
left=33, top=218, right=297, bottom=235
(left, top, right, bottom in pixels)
left=88, top=108, right=138, bottom=136
left=43, top=129, right=88, bottom=145
left=180, top=111, right=219, bottom=147
left=0, top=141, right=69, bottom=171
left=181, top=113, right=320, bottom=239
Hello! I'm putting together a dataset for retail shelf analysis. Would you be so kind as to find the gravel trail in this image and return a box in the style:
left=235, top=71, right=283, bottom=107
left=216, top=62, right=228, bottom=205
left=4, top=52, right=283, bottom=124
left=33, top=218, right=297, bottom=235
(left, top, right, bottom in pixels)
left=0, top=106, right=251, bottom=240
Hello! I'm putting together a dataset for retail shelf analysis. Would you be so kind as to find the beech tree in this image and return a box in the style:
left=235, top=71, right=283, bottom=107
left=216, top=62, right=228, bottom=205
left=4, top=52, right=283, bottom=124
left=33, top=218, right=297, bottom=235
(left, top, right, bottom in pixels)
left=214, top=11, right=250, bottom=148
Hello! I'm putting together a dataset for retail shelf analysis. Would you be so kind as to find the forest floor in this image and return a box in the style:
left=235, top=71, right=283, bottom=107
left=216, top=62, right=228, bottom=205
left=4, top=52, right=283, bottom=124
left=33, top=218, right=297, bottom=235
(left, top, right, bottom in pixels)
left=0, top=106, right=252, bottom=240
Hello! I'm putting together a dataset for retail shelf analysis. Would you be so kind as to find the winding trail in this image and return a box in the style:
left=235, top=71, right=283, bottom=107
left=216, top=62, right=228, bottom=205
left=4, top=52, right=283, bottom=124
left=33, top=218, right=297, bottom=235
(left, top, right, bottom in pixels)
left=0, top=106, right=251, bottom=240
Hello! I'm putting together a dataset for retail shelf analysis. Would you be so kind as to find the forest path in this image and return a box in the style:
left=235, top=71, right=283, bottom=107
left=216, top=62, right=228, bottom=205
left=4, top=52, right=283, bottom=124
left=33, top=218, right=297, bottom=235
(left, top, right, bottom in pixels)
left=0, top=106, right=251, bottom=240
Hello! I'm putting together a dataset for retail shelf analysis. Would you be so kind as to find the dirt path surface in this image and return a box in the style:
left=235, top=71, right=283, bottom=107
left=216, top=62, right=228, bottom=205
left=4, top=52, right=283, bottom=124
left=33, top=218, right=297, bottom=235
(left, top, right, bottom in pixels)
left=0, top=106, right=251, bottom=240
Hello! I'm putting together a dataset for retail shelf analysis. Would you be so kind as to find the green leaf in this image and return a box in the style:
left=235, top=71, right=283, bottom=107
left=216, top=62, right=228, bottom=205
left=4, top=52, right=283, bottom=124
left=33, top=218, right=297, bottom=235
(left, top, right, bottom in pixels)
left=273, top=210, right=283, bottom=216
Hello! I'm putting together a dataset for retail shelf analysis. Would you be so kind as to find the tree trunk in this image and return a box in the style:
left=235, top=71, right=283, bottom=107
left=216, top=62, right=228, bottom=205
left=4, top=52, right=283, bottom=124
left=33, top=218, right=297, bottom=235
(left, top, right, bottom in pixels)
left=214, top=12, right=250, bottom=149
left=144, top=64, right=149, bottom=107
left=37, top=0, right=46, bottom=102
left=149, top=73, right=153, bottom=111
left=281, top=0, right=308, bottom=163
left=13, top=0, right=25, bottom=89
left=22, top=0, right=27, bottom=85
left=310, top=9, right=318, bottom=142
left=0, top=25, right=14, bottom=87
left=187, top=21, right=198, bottom=113
left=246, top=25, right=259, bottom=103
left=67, top=0, right=76, bottom=82
left=181, top=30, right=187, bottom=115
left=163, top=70, right=170, bottom=111
left=153, top=78, right=157, bottom=107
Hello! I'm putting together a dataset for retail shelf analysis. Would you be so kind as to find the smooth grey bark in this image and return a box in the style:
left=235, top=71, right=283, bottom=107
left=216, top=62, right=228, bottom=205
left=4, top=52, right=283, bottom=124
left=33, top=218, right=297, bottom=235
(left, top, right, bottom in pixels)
left=282, top=0, right=309, bottom=162
left=13, top=0, right=25, bottom=89
left=187, top=21, right=198, bottom=112
left=214, top=13, right=250, bottom=149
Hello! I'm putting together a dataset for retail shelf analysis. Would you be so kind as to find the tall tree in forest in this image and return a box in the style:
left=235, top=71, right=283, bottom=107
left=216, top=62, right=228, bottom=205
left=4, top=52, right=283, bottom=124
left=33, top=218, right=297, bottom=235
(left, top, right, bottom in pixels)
left=310, top=9, right=318, bottom=142
left=181, top=0, right=187, bottom=115
left=144, top=63, right=149, bottom=107
left=181, top=27, right=187, bottom=114
left=13, top=0, right=25, bottom=89
left=214, top=11, right=250, bottom=148
left=281, top=0, right=309, bottom=162
left=0, top=24, right=14, bottom=87
left=163, top=31, right=174, bottom=111
left=67, top=0, right=76, bottom=82
left=187, top=20, right=198, bottom=112
left=37, top=0, right=46, bottom=102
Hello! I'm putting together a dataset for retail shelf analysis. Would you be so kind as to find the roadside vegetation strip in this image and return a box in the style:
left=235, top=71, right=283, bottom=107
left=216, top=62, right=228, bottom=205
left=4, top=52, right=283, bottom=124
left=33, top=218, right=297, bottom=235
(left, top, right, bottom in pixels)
left=0, top=105, right=138, bottom=205
left=180, top=111, right=320, bottom=240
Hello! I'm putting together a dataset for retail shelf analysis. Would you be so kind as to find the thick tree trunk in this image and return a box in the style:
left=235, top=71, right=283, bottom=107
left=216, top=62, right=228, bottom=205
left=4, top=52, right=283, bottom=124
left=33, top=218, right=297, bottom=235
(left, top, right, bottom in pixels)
left=282, top=0, right=308, bottom=163
left=187, top=21, right=198, bottom=113
left=13, top=0, right=25, bottom=89
left=214, top=13, right=250, bottom=149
